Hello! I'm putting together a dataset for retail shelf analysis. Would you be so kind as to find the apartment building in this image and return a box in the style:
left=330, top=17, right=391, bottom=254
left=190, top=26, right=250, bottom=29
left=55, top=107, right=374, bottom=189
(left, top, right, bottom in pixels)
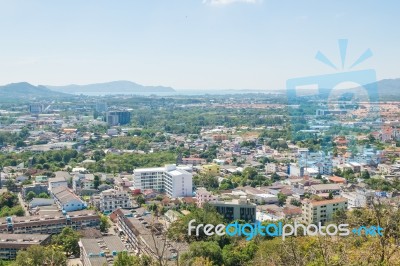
left=0, top=210, right=100, bottom=234
left=209, top=196, right=256, bottom=222
left=113, top=209, right=180, bottom=261
left=302, top=198, right=348, bottom=224
left=79, top=235, right=126, bottom=266
left=133, top=165, right=192, bottom=198
left=99, top=188, right=131, bottom=213
left=0, top=233, right=51, bottom=260
left=196, top=187, right=218, bottom=207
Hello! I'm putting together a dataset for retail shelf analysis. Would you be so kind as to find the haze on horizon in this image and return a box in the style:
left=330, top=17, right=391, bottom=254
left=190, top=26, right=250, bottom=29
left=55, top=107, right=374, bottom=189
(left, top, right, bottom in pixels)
left=0, top=0, right=399, bottom=91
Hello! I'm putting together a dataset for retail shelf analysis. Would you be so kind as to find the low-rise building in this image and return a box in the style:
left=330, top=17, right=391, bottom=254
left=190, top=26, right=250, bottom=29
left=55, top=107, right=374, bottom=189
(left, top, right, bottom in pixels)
left=99, top=188, right=131, bottom=213
left=0, top=210, right=100, bottom=234
left=51, top=186, right=86, bottom=212
left=309, top=184, right=341, bottom=195
left=79, top=235, right=127, bottom=266
left=0, top=233, right=51, bottom=260
left=196, top=187, right=218, bottom=207
left=209, top=196, right=256, bottom=222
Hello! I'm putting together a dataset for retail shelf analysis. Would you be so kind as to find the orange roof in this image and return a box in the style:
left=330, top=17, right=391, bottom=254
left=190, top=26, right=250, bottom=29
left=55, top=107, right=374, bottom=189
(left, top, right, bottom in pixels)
left=306, top=197, right=347, bottom=207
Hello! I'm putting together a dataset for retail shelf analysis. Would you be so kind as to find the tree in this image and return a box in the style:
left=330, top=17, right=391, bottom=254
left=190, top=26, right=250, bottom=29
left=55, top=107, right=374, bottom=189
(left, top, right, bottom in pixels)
left=361, top=169, right=370, bottom=179
left=271, top=172, right=281, bottom=181
left=93, top=175, right=100, bottom=189
left=26, top=191, right=37, bottom=201
left=114, top=251, right=140, bottom=266
left=290, top=198, right=301, bottom=207
left=136, top=195, right=145, bottom=206
left=277, top=192, right=287, bottom=206
left=180, top=241, right=223, bottom=266
left=52, top=227, right=80, bottom=256
left=168, top=204, right=224, bottom=242
left=328, top=191, right=333, bottom=199
left=15, top=245, right=67, bottom=266
left=38, top=192, right=49, bottom=198
left=5, top=179, right=17, bottom=192
left=100, top=214, right=111, bottom=232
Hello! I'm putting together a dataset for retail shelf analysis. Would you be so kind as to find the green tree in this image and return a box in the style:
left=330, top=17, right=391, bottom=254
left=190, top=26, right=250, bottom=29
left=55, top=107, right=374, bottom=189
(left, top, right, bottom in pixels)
left=26, top=191, right=37, bottom=201
left=93, top=175, right=100, bottom=189
left=114, top=251, right=152, bottom=266
left=180, top=241, right=223, bottom=266
left=15, top=245, right=67, bottom=266
left=136, top=195, right=145, bottom=206
left=38, top=192, right=49, bottom=198
left=100, top=214, right=111, bottom=232
left=277, top=192, right=287, bottom=206
left=52, top=227, right=80, bottom=256
left=361, top=169, right=370, bottom=179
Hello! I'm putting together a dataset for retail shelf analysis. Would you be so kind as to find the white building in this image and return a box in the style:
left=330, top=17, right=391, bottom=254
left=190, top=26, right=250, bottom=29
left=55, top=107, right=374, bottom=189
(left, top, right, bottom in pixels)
left=133, top=164, right=193, bottom=198
left=99, top=188, right=131, bottom=213
left=48, top=171, right=70, bottom=192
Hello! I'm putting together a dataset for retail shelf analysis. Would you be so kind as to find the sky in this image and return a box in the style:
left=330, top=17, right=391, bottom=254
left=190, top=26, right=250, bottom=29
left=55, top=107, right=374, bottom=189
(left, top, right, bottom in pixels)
left=0, top=0, right=399, bottom=91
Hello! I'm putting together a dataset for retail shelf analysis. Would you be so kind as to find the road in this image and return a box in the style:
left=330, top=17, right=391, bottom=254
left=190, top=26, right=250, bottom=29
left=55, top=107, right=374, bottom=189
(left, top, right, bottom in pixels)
left=17, top=192, right=30, bottom=216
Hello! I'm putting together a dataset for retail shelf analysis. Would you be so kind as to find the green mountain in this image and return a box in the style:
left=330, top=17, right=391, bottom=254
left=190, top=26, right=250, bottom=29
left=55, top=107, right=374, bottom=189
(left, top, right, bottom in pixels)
left=46, top=80, right=176, bottom=96
left=0, top=82, right=68, bottom=99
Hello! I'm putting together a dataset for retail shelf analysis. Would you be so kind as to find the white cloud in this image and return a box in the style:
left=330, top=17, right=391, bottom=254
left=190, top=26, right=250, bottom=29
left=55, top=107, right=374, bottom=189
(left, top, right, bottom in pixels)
left=203, top=0, right=261, bottom=6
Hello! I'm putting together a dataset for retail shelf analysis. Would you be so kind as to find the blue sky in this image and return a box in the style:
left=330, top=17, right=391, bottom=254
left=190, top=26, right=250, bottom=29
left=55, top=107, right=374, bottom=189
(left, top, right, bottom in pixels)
left=0, top=0, right=398, bottom=90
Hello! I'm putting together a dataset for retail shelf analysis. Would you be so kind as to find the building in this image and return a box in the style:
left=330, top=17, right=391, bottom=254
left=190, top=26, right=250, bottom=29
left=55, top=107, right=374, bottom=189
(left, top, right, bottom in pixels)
left=341, top=189, right=374, bottom=209
left=0, top=210, right=100, bottom=234
left=22, top=183, right=48, bottom=199
left=181, top=157, right=206, bottom=166
left=133, top=164, right=193, bottom=198
left=309, top=184, right=341, bottom=195
left=209, top=196, right=256, bottom=222
left=0, top=233, right=51, bottom=260
left=99, top=189, right=131, bottom=213
left=113, top=209, right=181, bottom=261
left=79, top=235, right=126, bottom=266
left=201, top=164, right=220, bottom=176
left=29, top=103, right=44, bottom=114
left=301, top=198, right=348, bottom=224
left=106, top=111, right=131, bottom=126
left=28, top=198, right=55, bottom=209
left=196, top=187, right=218, bottom=207
left=51, top=186, right=86, bottom=212
left=48, top=171, right=70, bottom=192
left=95, top=102, right=108, bottom=113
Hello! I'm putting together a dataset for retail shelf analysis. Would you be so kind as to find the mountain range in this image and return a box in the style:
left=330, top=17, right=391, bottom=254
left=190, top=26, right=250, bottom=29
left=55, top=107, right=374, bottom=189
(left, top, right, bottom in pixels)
left=0, top=78, right=400, bottom=99
left=45, top=80, right=176, bottom=96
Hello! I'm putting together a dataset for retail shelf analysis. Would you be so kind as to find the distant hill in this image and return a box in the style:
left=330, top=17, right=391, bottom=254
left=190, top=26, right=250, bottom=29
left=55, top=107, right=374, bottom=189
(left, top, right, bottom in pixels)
left=46, top=80, right=176, bottom=96
left=0, top=82, right=68, bottom=99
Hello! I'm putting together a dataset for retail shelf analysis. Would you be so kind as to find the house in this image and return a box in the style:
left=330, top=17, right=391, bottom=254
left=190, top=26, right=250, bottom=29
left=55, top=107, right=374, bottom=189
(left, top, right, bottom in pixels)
left=51, top=186, right=86, bottom=212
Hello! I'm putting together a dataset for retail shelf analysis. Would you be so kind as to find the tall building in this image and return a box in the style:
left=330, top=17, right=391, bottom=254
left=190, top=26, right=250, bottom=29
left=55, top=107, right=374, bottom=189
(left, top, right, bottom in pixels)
left=29, top=103, right=44, bottom=114
left=99, top=188, right=131, bottom=213
left=95, top=102, right=108, bottom=112
left=106, top=111, right=131, bottom=126
left=209, top=196, right=256, bottom=222
left=301, top=198, right=348, bottom=224
left=133, top=165, right=193, bottom=198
